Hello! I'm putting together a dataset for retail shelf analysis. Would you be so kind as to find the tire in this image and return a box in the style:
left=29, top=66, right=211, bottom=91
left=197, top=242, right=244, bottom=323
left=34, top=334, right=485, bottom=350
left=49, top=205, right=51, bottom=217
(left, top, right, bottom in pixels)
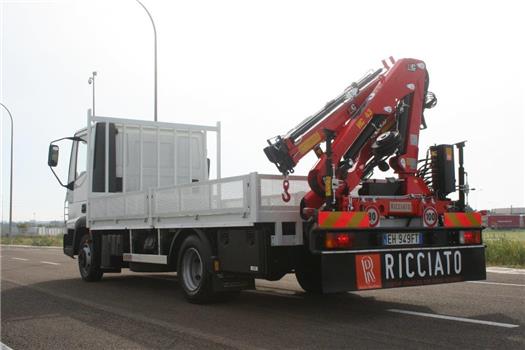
left=295, top=249, right=323, bottom=294
left=177, top=235, right=215, bottom=304
left=78, top=234, right=103, bottom=282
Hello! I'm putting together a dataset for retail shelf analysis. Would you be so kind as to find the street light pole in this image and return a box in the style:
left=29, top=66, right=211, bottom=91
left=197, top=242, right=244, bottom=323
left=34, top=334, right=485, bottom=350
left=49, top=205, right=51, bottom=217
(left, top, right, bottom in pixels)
left=135, top=0, right=158, bottom=122
left=0, top=102, right=13, bottom=237
left=88, top=71, right=97, bottom=116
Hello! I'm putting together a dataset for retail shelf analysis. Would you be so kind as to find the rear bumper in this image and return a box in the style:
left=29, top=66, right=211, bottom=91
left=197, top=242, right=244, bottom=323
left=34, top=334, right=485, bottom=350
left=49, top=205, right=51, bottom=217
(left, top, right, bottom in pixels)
left=321, top=245, right=486, bottom=293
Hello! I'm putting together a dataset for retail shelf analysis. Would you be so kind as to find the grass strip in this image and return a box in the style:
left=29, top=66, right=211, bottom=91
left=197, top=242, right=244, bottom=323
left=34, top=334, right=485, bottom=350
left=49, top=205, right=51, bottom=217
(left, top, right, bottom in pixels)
left=1, top=235, right=63, bottom=247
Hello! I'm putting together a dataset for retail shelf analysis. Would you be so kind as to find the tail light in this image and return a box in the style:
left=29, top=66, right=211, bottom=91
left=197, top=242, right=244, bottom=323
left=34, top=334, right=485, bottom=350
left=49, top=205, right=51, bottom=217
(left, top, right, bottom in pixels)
left=460, top=231, right=481, bottom=244
left=325, top=233, right=354, bottom=249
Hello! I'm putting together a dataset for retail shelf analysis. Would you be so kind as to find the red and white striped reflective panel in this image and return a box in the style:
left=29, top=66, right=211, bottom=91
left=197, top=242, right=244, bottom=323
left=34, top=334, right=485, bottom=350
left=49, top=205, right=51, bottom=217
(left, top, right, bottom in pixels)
left=444, top=212, right=482, bottom=228
left=318, top=211, right=369, bottom=229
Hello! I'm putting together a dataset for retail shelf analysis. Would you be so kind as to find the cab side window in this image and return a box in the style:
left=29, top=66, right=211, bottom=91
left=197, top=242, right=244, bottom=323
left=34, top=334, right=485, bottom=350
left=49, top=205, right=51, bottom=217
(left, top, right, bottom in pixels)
left=76, top=140, right=87, bottom=178
left=67, top=138, right=87, bottom=189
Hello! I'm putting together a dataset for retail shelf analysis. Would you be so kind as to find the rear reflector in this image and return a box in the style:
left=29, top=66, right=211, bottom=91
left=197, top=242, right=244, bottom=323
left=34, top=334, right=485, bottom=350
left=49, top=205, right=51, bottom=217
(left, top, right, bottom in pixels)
left=444, top=212, right=482, bottom=227
left=318, top=211, right=369, bottom=228
left=213, top=259, right=220, bottom=272
left=325, top=233, right=354, bottom=249
left=460, top=231, right=481, bottom=244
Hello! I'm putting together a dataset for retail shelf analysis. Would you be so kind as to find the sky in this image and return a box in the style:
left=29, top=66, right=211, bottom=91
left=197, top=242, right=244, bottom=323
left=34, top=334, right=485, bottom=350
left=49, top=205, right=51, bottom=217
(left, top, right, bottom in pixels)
left=0, top=0, right=524, bottom=221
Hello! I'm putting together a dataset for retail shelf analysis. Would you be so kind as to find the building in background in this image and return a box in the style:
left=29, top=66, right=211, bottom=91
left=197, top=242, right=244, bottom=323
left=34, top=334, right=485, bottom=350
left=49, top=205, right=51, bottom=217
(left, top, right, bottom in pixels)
left=481, top=207, right=525, bottom=229
left=491, top=207, right=525, bottom=215
left=0, top=221, right=65, bottom=236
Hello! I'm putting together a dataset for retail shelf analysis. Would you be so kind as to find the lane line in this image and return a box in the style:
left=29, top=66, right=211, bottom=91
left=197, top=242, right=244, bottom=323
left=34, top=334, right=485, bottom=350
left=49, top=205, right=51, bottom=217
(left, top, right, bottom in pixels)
left=249, top=289, right=303, bottom=299
left=487, top=267, right=525, bottom=275
left=388, top=309, right=520, bottom=328
left=1, top=341, right=14, bottom=350
left=11, top=257, right=28, bottom=261
left=142, top=275, right=176, bottom=282
left=40, top=261, right=60, bottom=266
left=468, top=281, right=525, bottom=288
left=2, top=278, right=264, bottom=350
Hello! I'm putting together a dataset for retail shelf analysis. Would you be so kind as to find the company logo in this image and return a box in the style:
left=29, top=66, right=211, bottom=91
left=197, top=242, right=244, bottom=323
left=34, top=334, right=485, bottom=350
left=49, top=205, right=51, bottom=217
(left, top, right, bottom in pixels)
left=384, top=250, right=462, bottom=280
left=355, top=254, right=382, bottom=290
left=362, top=257, right=376, bottom=283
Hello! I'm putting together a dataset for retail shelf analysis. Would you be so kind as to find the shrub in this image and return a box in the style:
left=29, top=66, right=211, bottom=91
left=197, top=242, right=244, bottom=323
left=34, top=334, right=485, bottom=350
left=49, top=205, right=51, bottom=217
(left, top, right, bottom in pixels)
left=1, top=235, right=62, bottom=247
left=485, top=238, right=525, bottom=268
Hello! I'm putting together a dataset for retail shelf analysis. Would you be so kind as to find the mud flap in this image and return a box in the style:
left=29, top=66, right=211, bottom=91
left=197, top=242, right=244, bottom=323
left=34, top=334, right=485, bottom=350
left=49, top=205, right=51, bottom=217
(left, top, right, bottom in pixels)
left=212, top=273, right=255, bottom=292
left=321, top=246, right=486, bottom=293
left=63, top=231, right=75, bottom=258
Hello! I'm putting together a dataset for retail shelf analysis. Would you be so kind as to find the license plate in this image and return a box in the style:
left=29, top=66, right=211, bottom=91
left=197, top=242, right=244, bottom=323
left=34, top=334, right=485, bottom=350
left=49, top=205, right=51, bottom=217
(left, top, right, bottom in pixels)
left=383, top=232, right=422, bottom=246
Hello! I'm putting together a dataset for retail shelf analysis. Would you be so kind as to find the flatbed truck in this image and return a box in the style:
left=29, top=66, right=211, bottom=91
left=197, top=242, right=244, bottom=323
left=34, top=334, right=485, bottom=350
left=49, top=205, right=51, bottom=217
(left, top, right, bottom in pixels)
left=48, top=58, right=486, bottom=303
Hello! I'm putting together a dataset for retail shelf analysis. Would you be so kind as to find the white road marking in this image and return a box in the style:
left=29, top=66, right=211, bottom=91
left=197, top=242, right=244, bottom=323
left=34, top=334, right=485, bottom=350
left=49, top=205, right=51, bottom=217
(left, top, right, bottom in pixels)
left=468, top=281, right=525, bottom=288
left=250, top=288, right=302, bottom=299
left=143, top=275, right=176, bottom=282
left=3, top=278, right=264, bottom=350
left=11, top=257, right=28, bottom=261
left=388, top=309, right=520, bottom=328
left=487, top=267, right=525, bottom=275
left=1, top=341, right=14, bottom=350
left=40, top=261, right=60, bottom=266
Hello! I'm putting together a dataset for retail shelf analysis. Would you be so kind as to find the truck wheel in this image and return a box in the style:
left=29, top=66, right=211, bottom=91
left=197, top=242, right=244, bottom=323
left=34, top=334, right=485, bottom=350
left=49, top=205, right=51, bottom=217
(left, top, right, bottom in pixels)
left=295, top=250, right=323, bottom=294
left=178, top=235, right=215, bottom=303
left=78, top=234, right=103, bottom=282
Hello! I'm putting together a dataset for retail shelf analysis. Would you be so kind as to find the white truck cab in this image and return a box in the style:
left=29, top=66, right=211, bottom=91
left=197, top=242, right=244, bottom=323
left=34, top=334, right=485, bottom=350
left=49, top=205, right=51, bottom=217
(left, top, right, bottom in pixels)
left=64, top=128, right=88, bottom=231
left=60, top=120, right=208, bottom=227
left=49, top=113, right=215, bottom=255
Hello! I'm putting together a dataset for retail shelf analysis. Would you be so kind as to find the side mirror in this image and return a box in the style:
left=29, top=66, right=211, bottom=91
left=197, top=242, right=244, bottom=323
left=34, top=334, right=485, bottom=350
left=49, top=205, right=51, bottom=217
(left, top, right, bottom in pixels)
left=48, top=144, right=59, bottom=167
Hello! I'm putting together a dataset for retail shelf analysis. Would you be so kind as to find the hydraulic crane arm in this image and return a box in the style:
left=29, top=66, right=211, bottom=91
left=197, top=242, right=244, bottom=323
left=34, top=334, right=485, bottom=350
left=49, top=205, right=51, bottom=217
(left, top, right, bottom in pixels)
left=264, top=58, right=436, bottom=213
left=263, top=68, right=383, bottom=176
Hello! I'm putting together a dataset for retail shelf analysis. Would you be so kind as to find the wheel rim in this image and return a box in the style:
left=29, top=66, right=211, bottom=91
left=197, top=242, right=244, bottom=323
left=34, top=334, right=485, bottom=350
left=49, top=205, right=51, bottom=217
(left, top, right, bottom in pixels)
left=79, top=243, right=92, bottom=273
left=182, top=247, right=203, bottom=292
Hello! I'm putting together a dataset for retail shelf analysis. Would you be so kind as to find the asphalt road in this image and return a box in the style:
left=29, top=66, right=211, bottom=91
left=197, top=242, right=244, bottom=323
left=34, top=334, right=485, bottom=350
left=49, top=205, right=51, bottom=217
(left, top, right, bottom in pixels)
left=1, top=245, right=524, bottom=349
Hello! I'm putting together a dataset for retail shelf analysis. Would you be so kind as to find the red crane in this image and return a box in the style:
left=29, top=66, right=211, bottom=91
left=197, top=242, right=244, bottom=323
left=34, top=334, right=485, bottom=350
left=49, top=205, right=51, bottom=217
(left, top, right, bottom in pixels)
left=264, top=57, right=461, bottom=225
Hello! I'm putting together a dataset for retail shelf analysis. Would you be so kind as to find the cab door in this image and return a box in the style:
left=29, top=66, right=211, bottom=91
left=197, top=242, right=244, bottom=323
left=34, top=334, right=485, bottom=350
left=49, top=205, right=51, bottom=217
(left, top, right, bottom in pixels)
left=65, top=132, right=88, bottom=231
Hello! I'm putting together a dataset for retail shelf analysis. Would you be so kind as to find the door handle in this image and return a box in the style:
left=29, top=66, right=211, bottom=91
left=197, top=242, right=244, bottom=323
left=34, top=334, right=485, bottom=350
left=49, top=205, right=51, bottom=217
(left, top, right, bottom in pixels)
left=81, top=203, right=86, bottom=213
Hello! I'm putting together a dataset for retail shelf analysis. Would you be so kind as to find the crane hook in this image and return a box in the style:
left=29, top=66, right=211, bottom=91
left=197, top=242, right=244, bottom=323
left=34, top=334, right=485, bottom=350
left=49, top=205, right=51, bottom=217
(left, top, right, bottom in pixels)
left=281, top=178, right=291, bottom=202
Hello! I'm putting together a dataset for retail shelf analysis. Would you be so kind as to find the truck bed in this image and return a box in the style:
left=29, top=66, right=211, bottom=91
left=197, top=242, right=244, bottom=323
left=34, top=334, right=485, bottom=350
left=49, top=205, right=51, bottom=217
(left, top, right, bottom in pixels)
left=88, top=173, right=309, bottom=245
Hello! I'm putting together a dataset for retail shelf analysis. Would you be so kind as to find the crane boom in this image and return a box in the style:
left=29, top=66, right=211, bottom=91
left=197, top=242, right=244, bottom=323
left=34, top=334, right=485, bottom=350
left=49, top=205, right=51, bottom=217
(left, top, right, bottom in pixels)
left=264, top=57, right=439, bottom=216
left=264, top=68, right=382, bottom=176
